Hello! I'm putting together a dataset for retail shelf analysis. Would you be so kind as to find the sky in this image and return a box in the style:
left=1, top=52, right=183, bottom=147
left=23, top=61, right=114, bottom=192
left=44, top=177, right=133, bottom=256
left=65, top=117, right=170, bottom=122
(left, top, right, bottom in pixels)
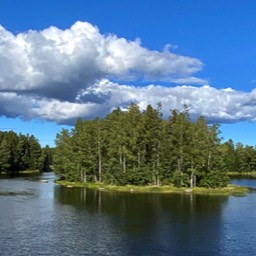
left=1, top=0, right=256, bottom=147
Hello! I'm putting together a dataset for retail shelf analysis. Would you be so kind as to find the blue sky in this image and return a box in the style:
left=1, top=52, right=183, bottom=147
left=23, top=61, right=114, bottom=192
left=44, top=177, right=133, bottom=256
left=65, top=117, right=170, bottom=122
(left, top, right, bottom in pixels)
left=0, top=0, right=256, bottom=146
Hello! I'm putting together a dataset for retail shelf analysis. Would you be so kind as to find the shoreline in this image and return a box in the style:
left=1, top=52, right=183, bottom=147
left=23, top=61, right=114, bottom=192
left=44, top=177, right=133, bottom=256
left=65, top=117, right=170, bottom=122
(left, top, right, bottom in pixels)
left=228, top=171, right=256, bottom=178
left=0, top=170, right=40, bottom=175
left=55, top=180, right=249, bottom=196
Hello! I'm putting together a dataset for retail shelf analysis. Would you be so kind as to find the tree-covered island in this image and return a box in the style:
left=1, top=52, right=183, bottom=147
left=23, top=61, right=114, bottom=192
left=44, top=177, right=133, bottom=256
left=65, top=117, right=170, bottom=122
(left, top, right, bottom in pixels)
left=0, top=131, right=53, bottom=174
left=0, top=103, right=253, bottom=194
left=53, top=103, right=254, bottom=193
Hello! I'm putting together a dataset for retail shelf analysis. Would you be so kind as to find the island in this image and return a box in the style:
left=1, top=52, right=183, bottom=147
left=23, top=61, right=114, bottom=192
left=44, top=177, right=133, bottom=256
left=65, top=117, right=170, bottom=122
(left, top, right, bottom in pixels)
left=53, top=103, right=253, bottom=195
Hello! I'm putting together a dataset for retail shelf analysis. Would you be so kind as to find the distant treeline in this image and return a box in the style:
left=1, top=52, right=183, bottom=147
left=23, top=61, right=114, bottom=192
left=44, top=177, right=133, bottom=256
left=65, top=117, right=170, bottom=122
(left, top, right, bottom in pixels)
left=54, top=103, right=256, bottom=188
left=2, top=103, right=255, bottom=188
left=0, top=131, right=53, bottom=174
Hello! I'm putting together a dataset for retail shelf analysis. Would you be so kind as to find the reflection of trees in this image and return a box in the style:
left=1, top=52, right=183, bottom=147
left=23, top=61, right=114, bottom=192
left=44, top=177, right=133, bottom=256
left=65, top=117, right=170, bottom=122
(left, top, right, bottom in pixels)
left=157, top=194, right=229, bottom=255
left=54, top=187, right=229, bottom=255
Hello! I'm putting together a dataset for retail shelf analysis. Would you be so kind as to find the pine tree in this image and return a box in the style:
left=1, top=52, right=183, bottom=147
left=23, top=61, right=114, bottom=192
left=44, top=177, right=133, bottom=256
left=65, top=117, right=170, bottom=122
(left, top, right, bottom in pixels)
left=38, top=145, right=53, bottom=172
left=28, top=135, right=42, bottom=170
left=166, top=107, right=192, bottom=187
left=141, top=104, right=163, bottom=185
left=0, top=137, right=11, bottom=173
left=54, top=129, right=77, bottom=180
left=15, top=134, right=30, bottom=171
left=53, top=103, right=231, bottom=188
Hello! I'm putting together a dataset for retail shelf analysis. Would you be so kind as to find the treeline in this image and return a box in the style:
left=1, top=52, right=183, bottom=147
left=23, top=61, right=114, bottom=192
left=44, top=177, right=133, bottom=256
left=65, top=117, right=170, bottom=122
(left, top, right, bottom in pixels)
left=53, top=103, right=256, bottom=188
left=223, top=141, right=256, bottom=173
left=0, top=131, right=53, bottom=174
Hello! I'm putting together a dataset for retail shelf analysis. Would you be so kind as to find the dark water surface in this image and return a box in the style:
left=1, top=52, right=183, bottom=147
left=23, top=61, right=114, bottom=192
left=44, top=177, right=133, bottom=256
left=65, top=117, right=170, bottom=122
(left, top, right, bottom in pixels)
left=0, top=173, right=256, bottom=256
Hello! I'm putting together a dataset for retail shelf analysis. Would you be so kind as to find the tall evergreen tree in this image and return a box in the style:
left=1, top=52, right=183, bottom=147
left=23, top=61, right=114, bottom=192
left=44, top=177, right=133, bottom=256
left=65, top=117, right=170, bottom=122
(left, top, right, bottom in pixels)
left=53, top=103, right=233, bottom=188
left=0, top=137, right=11, bottom=173
left=54, top=129, right=77, bottom=180
left=166, top=107, right=192, bottom=187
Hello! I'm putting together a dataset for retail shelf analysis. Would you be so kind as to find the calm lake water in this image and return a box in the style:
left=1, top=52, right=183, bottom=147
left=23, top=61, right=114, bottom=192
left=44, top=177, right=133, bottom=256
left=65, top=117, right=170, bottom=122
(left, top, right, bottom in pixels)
left=0, top=173, right=255, bottom=256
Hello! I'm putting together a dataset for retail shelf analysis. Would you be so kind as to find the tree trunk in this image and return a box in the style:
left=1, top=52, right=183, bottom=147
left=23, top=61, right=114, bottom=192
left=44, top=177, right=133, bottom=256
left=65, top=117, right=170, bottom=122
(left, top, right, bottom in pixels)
left=137, top=149, right=141, bottom=169
left=190, top=169, right=195, bottom=188
left=98, top=140, right=102, bottom=182
left=123, top=155, right=126, bottom=173
left=207, top=152, right=212, bottom=171
left=178, top=157, right=184, bottom=186
left=81, top=168, right=87, bottom=183
left=156, top=143, right=160, bottom=186
left=152, top=162, right=156, bottom=185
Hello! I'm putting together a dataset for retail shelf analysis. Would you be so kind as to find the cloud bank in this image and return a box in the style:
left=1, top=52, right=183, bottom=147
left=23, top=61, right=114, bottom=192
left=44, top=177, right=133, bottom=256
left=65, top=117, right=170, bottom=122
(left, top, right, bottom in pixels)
left=0, top=21, right=255, bottom=124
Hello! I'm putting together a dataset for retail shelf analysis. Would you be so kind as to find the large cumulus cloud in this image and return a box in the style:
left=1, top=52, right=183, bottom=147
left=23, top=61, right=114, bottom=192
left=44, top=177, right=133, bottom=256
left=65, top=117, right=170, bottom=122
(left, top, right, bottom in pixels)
left=0, top=21, right=204, bottom=99
left=0, top=21, right=255, bottom=124
left=1, top=79, right=256, bottom=124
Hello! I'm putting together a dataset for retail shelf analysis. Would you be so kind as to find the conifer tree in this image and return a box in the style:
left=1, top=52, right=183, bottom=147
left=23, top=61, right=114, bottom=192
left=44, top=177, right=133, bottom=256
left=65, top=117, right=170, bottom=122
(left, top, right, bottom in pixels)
left=53, top=103, right=234, bottom=188
left=0, top=137, right=11, bottom=173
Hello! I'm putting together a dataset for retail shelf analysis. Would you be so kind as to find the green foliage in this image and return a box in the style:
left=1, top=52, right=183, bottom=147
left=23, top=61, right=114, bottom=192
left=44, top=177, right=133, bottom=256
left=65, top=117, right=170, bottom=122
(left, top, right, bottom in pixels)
left=171, top=171, right=190, bottom=188
left=52, top=103, right=240, bottom=188
left=198, top=171, right=229, bottom=188
left=0, top=131, right=52, bottom=174
left=0, top=137, right=11, bottom=172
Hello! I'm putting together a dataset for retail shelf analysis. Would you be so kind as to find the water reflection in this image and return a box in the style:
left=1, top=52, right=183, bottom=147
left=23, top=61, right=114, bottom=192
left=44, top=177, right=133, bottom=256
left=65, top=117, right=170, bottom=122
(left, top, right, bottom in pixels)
left=54, top=186, right=229, bottom=256
left=0, top=174, right=255, bottom=256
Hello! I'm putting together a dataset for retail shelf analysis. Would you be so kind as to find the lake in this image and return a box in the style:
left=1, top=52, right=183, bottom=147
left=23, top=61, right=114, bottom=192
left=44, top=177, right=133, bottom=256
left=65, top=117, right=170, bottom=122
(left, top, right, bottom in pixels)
left=0, top=173, right=255, bottom=256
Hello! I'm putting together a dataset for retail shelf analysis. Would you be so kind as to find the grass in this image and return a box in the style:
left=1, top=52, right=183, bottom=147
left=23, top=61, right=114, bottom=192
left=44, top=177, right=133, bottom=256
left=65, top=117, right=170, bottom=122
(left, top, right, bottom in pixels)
left=20, top=170, right=40, bottom=174
left=0, top=169, right=40, bottom=175
left=55, top=180, right=249, bottom=196
left=228, top=171, right=256, bottom=178
left=192, top=185, right=249, bottom=195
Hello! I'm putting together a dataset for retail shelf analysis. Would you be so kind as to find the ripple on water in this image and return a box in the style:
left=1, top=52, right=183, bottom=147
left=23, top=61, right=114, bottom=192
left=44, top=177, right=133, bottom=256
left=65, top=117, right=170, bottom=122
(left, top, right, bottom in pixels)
left=0, top=175, right=256, bottom=255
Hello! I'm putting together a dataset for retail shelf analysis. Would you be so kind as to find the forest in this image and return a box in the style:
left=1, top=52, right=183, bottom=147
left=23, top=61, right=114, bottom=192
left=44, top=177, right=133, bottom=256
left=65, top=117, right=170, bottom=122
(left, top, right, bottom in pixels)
left=1, top=103, right=256, bottom=188
left=53, top=103, right=256, bottom=188
left=0, top=131, right=53, bottom=174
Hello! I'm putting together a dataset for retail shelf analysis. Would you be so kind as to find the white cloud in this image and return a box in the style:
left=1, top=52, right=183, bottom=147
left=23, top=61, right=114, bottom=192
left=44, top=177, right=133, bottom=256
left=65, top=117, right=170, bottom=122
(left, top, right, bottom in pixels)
left=0, top=80, right=256, bottom=125
left=0, top=21, right=205, bottom=102
left=0, top=21, right=255, bottom=125
left=79, top=80, right=256, bottom=124
left=0, top=92, right=105, bottom=124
